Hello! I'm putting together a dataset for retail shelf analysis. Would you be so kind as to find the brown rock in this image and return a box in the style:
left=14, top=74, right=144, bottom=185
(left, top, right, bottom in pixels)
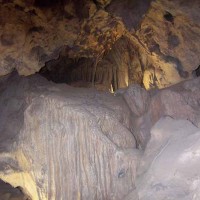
left=95, top=0, right=112, bottom=7
left=137, top=0, right=200, bottom=89
left=0, top=1, right=124, bottom=76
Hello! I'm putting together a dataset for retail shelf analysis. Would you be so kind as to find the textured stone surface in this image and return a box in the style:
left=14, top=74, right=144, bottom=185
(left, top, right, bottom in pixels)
left=0, top=0, right=124, bottom=76
left=0, top=73, right=139, bottom=200
left=40, top=36, right=144, bottom=91
left=125, top=77, right=200, bottom=148
left=107, top=0, right=153, bottom=30
left=136, top=117, right=200, bottom=200
left=96, top=0, right=111, bottom=7
left=137, top=0, right=200, bottom=89
left=1, top=0, right=200, bottom=90
left=148, top=78, right=200, bottom=127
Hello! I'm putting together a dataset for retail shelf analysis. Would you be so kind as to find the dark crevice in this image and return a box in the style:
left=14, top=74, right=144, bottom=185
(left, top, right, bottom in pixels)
left=168, top=33, right=180, bottom=48
left=106, top=0, right=154, bottom=30
left=193, top=65, right=200, bottom=77
left=164, top=11, right=174, bottom=23
left=93, top=0, right=99, bottom=6
left=39, top=56, right=94, bottom=84
left=34, top=0, right=64, bottom=8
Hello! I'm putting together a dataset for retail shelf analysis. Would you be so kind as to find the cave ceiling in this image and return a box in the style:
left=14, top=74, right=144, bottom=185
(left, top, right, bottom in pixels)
left=0, top=0, right=200, bottom=89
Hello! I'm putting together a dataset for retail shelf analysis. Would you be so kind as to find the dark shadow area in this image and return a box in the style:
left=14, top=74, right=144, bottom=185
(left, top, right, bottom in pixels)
left=0, top=179, right=30, bottom=200
left=192, top=65, right=200, bottom=77
left=106, top=0, right=154, bottom=30
left=34, top=0, right=63, bottom=7
left=39, top=57, right=93, bottom=84
left=39, top=36, right=145, bottom=92
left=34, top=0, right=59, bottom=7
left=34, top=0, right=88, bottom=19
left=164, top=11, right=174, bottom=23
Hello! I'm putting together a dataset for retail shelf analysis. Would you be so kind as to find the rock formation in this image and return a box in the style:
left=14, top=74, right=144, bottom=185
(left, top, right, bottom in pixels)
left=1, top=0, right=200, bottom=89
left=0, top=73, right=139, bottom=200
left=123, top=76, right=200, bottom=148
left=1, top=0, right=200, bottom=199
left=0, top=0, right=124, bottom=77
left=137, top=0, right=200, bottom=89
left=136, top=117, right=200, bottom=200
left=0, top=73, right=200, bottom=199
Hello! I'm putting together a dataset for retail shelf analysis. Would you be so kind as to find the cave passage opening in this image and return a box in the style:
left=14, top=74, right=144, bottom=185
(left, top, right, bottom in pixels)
left=38, top=37, right=145, bottom=92
left=39, top=55, right=116, bottom=92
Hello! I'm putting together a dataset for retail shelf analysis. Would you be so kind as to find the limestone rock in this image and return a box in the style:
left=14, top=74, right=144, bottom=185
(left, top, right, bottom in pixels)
left=0, top=73, right=139, bottom=200
left=129, top=77, right=200, bottom=148
left=123, top=84, right=150, bottom=117
left=107, top=0, right=152, bottom=30
left=1, top=0, right=200, bottom=90
left=136, top=117, right=200, bottom=200
left=0, top=1, right=124, bottom=76
left=40, top=36, right=144, bottom=92
left=69, top=9, right=125, bottom=58
left=148, top=78, right=200, bottom=128
left=137, top=0, right=200, bottom=89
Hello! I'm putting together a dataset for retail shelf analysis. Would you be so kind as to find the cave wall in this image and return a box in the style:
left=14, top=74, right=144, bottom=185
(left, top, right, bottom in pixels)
left=136, top=0, right=200, bottom=89
left=1, top=66, right=200, bottom=200
left=0, top=73, right=139, bottom=200
left=0, top=0, right=124, bottom=75
left=1, top=1, right=200, bottom=199
left=1, top=0, right=200, bottom=89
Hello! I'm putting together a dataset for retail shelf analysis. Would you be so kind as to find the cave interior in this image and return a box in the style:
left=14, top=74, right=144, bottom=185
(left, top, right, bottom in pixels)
left=0, top=0, right=200, bottom=199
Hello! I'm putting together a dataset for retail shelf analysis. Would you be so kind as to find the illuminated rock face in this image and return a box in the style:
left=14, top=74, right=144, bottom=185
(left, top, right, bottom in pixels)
left=1, top=73, right=200, bottom=200
left=0, top=0, right=124, bottom=76
left=1, top=0, right=200, bottom=89
left=137, top=0, right=200, bottom=89
left=106, top=0, right=200, bottom=89
left=0, top=73, right=139, bottom=200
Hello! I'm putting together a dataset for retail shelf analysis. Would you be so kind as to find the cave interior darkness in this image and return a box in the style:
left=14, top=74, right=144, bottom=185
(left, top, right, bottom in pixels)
left=38, top=54, right=122, bottom=92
